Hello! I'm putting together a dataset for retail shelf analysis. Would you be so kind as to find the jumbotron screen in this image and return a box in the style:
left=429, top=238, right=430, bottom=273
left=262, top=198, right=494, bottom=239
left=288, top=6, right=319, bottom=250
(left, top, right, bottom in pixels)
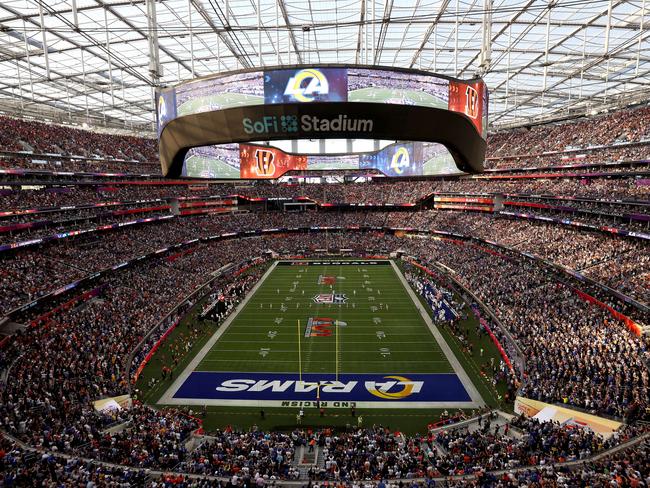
left=157, top=66, right=488, bottom=179
left=182, top=141, right=461, bottom=179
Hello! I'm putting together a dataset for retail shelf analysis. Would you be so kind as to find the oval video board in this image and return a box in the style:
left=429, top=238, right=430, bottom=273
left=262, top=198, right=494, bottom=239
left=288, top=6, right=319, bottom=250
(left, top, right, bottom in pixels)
left=158, top=65, right=488, bottom=178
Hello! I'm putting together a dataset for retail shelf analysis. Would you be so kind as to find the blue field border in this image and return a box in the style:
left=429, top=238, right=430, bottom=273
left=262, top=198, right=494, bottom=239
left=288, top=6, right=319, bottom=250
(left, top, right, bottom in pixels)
left=173, top=371, right=471, bottom=403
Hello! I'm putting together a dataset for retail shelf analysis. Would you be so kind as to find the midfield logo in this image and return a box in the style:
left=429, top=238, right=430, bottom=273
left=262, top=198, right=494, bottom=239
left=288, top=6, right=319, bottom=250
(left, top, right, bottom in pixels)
left=304, top=317, right=347, bottom=337
left=312, top=293, right=347, bottom=304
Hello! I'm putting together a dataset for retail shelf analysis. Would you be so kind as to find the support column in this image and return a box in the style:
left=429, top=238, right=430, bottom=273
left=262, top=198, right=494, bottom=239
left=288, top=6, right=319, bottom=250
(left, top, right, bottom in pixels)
left=146, top=0, right=162, bottom=85
left=478, top=0, right=493, bottom=76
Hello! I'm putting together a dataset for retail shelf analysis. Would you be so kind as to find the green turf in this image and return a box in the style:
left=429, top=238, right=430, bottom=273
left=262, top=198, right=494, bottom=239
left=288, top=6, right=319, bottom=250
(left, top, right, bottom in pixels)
left=349, top=87, right=448, bottom=109
left=177, top=92, right=264, bottom=116
left=138, top=259, right=512, bottom=434
left=196, top=262, right=453, bottom=376
left=184, top=155, right=240, bottom=179
left=307, top=160, right=359, bottom=170
left=422, top=154, right=463, bottom=175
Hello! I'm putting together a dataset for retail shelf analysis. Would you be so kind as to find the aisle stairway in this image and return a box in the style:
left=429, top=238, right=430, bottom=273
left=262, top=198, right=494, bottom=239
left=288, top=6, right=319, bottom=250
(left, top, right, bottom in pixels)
left=295, top=444, right=321, bottom=479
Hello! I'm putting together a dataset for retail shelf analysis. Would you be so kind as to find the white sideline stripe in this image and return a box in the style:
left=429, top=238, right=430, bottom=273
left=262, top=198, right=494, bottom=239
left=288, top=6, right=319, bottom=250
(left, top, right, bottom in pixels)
left=199, top=359, right=453, bottom=363
left=217, top=340, right=436, bottom=344
left=203, top=349, right=444, bottom=353
left=389, top=260, right=485, bottom=407
left=156, top=399, right=475, bottom=409
left=217, top=324, right=433, bottom=328
left=158, top=261, right=280, bottom=405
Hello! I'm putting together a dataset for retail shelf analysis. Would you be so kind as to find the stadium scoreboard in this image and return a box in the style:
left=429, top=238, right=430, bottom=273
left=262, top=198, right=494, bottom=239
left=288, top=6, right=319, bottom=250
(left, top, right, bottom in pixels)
left=158, top=65, right=488, bottom=179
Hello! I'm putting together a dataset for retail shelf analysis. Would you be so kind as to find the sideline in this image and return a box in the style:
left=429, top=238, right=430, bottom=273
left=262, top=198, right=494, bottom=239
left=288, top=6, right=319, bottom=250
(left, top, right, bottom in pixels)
left=390, top=260, right=485, bottom=408
left=158, top=261, right=280, bottom=405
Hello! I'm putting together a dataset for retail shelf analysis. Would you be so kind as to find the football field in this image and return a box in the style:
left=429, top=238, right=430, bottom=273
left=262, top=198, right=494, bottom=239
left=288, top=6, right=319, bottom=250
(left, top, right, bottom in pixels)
left=184, top=154, right=240, bottom=179
left=160, top=260, right=483, bottom=409
left=349, top=87, right=448, bottom=108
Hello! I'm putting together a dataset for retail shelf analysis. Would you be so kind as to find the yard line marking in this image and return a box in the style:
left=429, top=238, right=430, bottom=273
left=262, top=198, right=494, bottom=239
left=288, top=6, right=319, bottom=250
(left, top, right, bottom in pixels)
left=205, top=348, right=445, bottom=354
left=389, top=260, right=485, bottom=407
left=158, top=261, right=280, bottom=405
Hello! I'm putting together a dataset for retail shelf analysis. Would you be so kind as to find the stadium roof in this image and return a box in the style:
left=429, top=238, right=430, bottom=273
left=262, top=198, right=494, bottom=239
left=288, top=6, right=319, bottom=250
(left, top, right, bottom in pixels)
left=0, top=0, right=648, bottom=134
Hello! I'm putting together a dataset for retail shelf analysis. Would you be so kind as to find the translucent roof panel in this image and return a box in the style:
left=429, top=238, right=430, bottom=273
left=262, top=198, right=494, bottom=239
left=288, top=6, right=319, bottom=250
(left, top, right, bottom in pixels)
left=0, top=0, right=648, bottom=134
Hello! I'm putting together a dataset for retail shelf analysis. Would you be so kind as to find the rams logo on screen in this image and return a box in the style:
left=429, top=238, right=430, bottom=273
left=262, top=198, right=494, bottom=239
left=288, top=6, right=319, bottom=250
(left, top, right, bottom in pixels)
left=284, top=69, right=329, bottom=102
left=365, top=375, right=424, bottom=399
left=390, top=147, right=410, bottom=175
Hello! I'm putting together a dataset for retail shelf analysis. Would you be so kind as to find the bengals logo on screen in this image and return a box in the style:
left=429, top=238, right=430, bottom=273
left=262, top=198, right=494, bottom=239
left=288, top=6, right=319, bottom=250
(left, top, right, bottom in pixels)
left=465, top=86, right=479, bottom=119
left=254, top=149, right=276, bottom=177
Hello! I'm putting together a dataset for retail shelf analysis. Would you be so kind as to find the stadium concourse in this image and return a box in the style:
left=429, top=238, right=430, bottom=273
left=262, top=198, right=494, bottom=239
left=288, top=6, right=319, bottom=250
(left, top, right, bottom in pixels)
left=0, top=105, right=648, bottom=487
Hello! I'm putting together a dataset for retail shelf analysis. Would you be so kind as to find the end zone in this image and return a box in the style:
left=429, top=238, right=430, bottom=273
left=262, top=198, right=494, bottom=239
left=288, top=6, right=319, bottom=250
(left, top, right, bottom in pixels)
left=166, top=372, right=473, bottom=409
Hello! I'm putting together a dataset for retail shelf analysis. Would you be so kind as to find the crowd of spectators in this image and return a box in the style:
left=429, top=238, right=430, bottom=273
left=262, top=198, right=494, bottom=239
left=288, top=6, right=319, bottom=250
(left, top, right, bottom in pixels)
left=449, top=438, right=650, bottom=487
left=0, top=106, right=649, bottom=485
left=1, top=173, right=646, bottom=216
left=486, top=142, right=650, bottom=169
left=0, top=116, right=157, bottom=162
left=429, top=415, right=642, bottom=476
left=0, top=155, right=159, bottom=174
left=0, top=184, right=223, bottom=210
left=179, top=430, right=300, bottom=480
left=382, top=210, right=649, bottom=306
left=0, top=224, right=647, bottom=482
left=1, top=102, right=650, bottom=174
left=402, top=235, right=649, bottom=419
left=0, top=207, right=646, bottom=314
left=486, top=104, right=650, bottom=168
left=0, top=435, right=152, bottom=487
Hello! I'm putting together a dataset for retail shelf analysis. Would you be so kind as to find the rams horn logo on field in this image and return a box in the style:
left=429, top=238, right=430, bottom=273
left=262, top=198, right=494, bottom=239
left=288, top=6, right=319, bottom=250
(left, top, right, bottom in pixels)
left=284, top=68, right=329, bottom=102
left=254, top=149, right=276, bottom=177
left=389, top=147, right=410, bottom=175
left=465, top=86, right=479, bottom=119
left=365, top=375, right=424, bottom=400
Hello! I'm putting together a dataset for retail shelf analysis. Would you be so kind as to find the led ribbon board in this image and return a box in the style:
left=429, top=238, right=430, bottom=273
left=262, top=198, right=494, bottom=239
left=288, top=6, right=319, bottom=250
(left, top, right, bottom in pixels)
left=158, top=65, right=488, bottom=178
